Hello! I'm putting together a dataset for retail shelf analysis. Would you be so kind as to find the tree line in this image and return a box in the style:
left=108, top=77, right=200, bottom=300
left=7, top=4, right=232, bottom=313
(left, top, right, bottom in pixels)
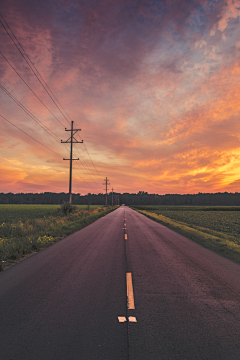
left=0, top=191, right=240, bottom=206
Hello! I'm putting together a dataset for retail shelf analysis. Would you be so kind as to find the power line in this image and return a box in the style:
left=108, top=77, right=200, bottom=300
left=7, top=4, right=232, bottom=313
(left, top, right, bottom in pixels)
left=1, top=14, right=102, bottom=183
left=0, top=55, right=90, bottom=167
left=73, top=168, right=101, bottom=191
left=84, top=144, right=102, bottom=178
left=71, top=158, right=102, bottom=188
left=0, top=82, right=62, bottom=144
left=71, top=149, right=102, bottom=186
left=74, top=147, right=103, bottom=187
left=0, top=12, right=104, bottom=190
left=0, top=113, right=63, bottom=158
left=0, top=88, right=101, bottom=190
left=0, top=82, right=98, bottom=181
left=75, top=159, right=102, bottom=189
left=0, top=82, right=86, bottom=169
left=77, top=133, right=103, bottom=180
left=0, top=12, right=69, bottom=127
left=72, top=132, right=103, bottom=185
left=0, top=51, right=66, bottom=128
left=0, top=13, right=103, bottom=183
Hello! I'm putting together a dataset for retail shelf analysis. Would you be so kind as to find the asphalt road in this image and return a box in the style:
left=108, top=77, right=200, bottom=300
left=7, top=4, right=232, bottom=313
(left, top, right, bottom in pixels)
left=0, top=206, right=240, bottom=359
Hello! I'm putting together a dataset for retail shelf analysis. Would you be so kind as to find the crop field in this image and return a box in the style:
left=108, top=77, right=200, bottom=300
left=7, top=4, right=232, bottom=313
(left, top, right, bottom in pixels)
left=0, top=204, right=103, bottom=222
left=131, top=205, right=240, bottom=264
left=0, top=204, right=113, bottom=271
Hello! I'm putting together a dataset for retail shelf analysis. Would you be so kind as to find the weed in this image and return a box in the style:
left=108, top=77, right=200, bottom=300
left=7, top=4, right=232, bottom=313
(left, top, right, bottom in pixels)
left=60, top=202, right=77, bottom=215
left=0, top=204, right=118, bottom=271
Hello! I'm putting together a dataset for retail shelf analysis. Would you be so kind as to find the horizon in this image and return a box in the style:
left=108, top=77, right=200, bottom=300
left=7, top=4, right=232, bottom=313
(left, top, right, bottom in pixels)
left=1, top=0, right=240, bottom=195
left=1, top=191, right=240, bottom=196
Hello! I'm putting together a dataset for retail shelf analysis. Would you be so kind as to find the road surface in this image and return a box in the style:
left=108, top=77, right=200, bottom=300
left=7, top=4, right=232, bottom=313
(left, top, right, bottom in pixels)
left=0, top=206, right=240, bottom=359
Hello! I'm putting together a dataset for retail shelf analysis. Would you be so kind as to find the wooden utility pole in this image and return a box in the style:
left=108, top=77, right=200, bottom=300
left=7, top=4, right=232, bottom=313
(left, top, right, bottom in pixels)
left=111, top=187, right=114, bottom=206
left=61, top=121, right=83, bottom=203
left=103, top=177, right=110, bottom=205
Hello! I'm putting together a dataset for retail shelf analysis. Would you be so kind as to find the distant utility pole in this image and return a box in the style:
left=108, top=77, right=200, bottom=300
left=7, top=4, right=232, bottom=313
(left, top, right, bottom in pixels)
left=61, top=121, right=83, bottom=203
left=103, top=177, right=110, bottom=205
left=111, top=187, right=114, bottom=206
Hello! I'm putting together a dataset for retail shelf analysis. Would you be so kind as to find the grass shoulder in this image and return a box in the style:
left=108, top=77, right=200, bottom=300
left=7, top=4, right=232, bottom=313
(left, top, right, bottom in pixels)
left=130, top=207, right=240, bottom=265
left=0, top=204, right=118, bottom=271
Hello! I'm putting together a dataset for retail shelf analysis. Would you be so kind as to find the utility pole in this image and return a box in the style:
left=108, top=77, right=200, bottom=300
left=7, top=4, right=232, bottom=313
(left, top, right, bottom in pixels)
left=61, top=121, right=83, bottom=203
left=111, top=187, right=114, bottom=206
left=103, top=177, right=110, bottom=205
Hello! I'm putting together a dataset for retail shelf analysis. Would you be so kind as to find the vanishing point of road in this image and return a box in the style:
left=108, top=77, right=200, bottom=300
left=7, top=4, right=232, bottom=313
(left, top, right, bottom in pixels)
left=0, top=206, right=240, bottom=359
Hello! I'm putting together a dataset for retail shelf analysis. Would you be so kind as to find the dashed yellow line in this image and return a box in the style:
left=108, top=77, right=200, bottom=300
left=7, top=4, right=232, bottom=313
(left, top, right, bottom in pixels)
left=126, top=272, right=135, bottom=309
left=129, top=316, right=137, bottom=322
left=118, top=316, right=127, bottom=322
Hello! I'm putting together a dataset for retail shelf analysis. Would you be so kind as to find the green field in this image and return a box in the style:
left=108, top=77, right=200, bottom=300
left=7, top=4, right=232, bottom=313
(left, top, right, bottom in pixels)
left=0, top=204, right=114, bottom=271
left=131, top=205, right=240, bottom=264
left=0, top=204, right=104, bottom=222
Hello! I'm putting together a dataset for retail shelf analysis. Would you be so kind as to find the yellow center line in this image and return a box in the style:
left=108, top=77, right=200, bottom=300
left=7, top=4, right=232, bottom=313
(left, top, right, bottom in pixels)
left=118, top=316, right=127, bottom=322
left=126, top=272, right=135, bottom=309
left=128, top=316, right=137, bottom=322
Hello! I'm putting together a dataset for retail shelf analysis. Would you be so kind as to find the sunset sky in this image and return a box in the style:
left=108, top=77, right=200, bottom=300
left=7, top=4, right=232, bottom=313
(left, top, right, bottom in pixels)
left=1, top=0, right=240, bottom=195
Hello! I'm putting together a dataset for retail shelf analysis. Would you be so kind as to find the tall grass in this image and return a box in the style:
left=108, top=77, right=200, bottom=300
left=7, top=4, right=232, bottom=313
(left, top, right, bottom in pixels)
left=0, top=205, right=116, bottom=271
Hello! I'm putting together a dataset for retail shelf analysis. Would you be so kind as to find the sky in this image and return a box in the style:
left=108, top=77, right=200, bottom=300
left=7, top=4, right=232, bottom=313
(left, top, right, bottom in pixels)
left=1, top=0, right=240, bottom=195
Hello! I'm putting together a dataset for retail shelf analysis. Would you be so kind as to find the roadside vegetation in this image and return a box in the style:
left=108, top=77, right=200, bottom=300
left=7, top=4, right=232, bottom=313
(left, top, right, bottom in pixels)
left=130, top=205, right=240, bottom=264
left=0, top=204, right=117, bottom=271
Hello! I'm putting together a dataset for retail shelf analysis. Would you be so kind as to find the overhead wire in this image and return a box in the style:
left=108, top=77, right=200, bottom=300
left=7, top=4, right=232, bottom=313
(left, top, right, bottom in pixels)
left=0, top=12, right=102, bottom=183
left=0, top=51, right=66, bottom=129
left=76, top=133, right=103, bottom=180
left=0, top=12, right=103, bottom=190
left=73, top=143, right=102, bottom=184
left=0, top=113, right=62, bottom=158
left=0, top=12, right=69, bottom=128
left=73, top=168, right=101, bottom=192
left=0, top=51, right=101, bottom=187
left=0, top=112, right=99, bottom=190
left=1, top=112, right=99, bottom=190
left=75, top=160, right=103, bottom=191
left=0, top=83, right=100, bottom=189
left=0, top=83, right=63, bottom=145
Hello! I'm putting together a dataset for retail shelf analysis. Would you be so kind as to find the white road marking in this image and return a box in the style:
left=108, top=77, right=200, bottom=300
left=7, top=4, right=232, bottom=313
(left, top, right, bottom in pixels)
left=128, top=316, right=137, bottom=322
left=126, top=272, right=135, bottom=309
left=118, top=316, right=127, bottom=322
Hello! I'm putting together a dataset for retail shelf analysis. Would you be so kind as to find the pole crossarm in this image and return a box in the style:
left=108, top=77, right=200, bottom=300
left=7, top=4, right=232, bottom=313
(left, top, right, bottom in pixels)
left=64, top=128, right=81, bottom=131
left=61, top=140, right=83, bottom=144
left=63, top=158, right=79, bottom=161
